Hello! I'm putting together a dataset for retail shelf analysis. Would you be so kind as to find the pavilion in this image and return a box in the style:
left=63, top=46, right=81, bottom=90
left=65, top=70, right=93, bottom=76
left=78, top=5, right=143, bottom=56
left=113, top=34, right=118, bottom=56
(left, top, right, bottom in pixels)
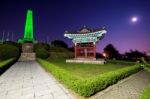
left=64, top=26, right=107, bottom=64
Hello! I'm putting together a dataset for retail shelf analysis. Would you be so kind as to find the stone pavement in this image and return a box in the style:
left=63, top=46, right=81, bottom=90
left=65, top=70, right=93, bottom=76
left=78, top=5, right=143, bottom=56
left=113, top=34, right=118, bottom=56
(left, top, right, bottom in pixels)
left=89, top=70, right=150, bottom=99
left=0, top=61, right=75, bottom=99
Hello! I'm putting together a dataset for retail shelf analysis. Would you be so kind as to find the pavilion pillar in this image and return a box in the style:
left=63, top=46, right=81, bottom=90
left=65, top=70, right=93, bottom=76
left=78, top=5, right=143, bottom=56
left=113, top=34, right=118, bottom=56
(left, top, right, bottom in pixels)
left=84, top=48, right=87, bottom=58
left=74, top=43, right=77, bottom=58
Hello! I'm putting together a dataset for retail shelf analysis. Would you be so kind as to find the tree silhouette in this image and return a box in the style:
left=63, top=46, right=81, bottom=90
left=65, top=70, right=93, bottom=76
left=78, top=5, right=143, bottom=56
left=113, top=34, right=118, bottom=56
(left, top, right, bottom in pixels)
left=51, top=40, right=68, bottom=48
left=103, top=44, right=120, bottom=59
left=125, top=50, right=146, bottom=60
left=34, top=43, right=49, bottom=51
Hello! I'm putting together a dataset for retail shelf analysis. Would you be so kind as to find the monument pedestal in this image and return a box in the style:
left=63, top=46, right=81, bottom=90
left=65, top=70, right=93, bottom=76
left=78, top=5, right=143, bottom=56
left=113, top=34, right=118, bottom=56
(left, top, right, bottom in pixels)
left=19, top=43, right=35, bottom=61
left=19, top=53, right=35, bottom=61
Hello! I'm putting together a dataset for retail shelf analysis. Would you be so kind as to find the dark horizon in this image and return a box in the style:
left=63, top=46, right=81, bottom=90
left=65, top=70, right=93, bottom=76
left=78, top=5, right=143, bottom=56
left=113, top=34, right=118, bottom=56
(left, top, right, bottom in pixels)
left=0, top=0, right=150, bottom=54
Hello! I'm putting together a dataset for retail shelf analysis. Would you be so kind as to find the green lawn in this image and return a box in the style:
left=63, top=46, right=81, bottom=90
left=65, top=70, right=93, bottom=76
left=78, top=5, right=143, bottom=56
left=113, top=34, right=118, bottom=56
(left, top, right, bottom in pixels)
left=47, top=59, right=135, bottom=78
left=0, top=58, right=15, bottom=68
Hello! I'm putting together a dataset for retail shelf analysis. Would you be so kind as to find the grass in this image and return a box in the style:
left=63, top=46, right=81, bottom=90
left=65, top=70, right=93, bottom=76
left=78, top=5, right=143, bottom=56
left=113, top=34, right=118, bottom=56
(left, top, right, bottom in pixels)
left=140, top=60, right=150, bottom=99
left=140, top=85, right=150, bottom=99
left=0, top=58, right=16, bottom=75
left=47, top=59, right=136, bottom=78
left=0, top=58, right=15, bottom=68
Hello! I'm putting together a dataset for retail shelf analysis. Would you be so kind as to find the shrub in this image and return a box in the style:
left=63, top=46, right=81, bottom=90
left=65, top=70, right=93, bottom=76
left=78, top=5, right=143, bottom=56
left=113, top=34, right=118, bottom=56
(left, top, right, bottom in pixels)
left=34, top=43, right=50, bottom=59
left=140, top=57, right=150, bottom=72
left=37, top=58, right=142, bottom=97
left=49, top=52, right=74, bottom=59
left=0, top=44, right=20, bottom=60
left=78, top=65, right=141, bottom=96
left=35, top=48, right=49, bottom=59
left=3, top=41, right=21, bottom=49
left=49, top=46, right=74, bottom=59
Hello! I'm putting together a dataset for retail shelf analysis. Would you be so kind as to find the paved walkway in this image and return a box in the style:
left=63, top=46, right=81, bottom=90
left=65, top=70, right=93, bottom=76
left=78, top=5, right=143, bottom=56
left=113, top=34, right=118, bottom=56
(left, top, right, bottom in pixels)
left=0, top=61, right=74, bottom=99
left=89, top=70, right=150, bottom=99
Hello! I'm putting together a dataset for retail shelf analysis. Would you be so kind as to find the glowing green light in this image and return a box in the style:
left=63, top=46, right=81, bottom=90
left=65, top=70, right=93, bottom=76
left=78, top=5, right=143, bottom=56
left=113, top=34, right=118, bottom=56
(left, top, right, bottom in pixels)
left=18, top=10, right=35, bottom=43
left=24, top=10, right=33, bottom=40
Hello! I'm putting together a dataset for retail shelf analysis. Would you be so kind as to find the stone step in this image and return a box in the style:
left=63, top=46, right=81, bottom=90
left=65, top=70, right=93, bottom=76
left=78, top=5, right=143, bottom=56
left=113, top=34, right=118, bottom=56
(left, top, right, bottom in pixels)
left=19, top=53, right=35, bottom=61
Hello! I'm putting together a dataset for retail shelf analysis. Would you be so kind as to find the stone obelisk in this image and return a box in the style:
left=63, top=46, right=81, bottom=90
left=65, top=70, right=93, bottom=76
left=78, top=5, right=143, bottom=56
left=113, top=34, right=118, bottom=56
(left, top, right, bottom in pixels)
left=18, top=10, right=36, bottom=61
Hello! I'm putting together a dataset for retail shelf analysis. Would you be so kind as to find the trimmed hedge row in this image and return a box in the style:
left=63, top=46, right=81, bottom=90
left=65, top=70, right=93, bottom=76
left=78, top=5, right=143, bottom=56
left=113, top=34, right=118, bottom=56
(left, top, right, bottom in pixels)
left=37, top=58, right=142, bottom=97
left=0, top=58, right=17, bottom=75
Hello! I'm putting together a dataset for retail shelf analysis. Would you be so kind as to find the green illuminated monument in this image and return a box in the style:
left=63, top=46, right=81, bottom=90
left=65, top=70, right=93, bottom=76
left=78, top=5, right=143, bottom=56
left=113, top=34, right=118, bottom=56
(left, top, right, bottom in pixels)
left=18, top=10, right=36, bottom=61
left=18, top=10, right=35, bottom=43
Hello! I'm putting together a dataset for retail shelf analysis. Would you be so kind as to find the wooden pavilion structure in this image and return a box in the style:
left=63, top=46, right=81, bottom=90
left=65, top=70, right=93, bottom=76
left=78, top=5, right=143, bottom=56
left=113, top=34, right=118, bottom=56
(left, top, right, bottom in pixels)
left=64, top=26, right=107, bottom=60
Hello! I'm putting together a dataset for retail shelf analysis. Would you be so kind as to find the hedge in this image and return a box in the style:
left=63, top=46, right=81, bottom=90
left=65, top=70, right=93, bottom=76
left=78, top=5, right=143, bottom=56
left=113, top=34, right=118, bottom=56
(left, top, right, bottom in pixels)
left=35, top=48, right=49, bottom=59
left=37, top=58, right=142, bottom=97
left=0, top=58, right=17, bottom=75
left=140, top=85, right=150, bottom=99
left=140, top=57, right=150, bottom=72
left=0, top=44, right=20, bottom=60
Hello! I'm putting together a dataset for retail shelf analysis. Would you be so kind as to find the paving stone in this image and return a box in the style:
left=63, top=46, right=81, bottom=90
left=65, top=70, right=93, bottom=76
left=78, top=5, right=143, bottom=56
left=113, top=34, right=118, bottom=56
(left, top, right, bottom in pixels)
left=34, top=89, right=51, bottom=97
left=22, top=87, right=34, bottom=95
left=55, top=94, right=71, bottom=99
left=19, top=93, right=35, bottom=99
left=0, top=61, right=74, bottom=99
left=35, top=94, right=53, bottom=99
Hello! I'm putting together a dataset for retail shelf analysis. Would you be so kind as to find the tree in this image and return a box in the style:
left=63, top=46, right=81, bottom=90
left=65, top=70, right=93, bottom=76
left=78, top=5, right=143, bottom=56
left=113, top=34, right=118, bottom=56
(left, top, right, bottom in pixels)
left=125, top=50, right=146, bottom=60
left=51, top=40, right=68, bottom=48
left=34, top=43, right=49, bottom=51
left=103, top=44, right=120, bottom=59
left=68, top=46, right=74, bottom=52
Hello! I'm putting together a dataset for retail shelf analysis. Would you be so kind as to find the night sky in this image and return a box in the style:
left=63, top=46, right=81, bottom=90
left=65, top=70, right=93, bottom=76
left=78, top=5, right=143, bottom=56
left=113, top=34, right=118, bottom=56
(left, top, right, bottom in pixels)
left=0, top=0, right=150, bottom=53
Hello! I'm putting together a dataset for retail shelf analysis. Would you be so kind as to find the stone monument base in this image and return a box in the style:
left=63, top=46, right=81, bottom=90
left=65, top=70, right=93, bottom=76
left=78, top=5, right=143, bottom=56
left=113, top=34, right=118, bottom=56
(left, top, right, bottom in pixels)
left=19, top=53, right=35, bottom=61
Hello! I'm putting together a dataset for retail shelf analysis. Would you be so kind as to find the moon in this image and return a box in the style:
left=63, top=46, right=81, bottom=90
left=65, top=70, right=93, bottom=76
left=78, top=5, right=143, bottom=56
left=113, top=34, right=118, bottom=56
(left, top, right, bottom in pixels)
left=131, top=17, right=138, bottom=22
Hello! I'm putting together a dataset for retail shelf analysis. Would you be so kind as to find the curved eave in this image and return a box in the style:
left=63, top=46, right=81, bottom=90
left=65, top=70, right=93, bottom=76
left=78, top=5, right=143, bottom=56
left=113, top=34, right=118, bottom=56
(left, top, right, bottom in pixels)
left=64, top=30, right=107, bottom=39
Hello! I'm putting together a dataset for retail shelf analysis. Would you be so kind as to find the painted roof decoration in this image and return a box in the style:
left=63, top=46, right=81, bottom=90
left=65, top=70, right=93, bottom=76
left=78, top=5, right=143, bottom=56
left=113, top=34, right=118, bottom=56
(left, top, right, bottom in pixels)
left=64, top=26, right=107, bottom=43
